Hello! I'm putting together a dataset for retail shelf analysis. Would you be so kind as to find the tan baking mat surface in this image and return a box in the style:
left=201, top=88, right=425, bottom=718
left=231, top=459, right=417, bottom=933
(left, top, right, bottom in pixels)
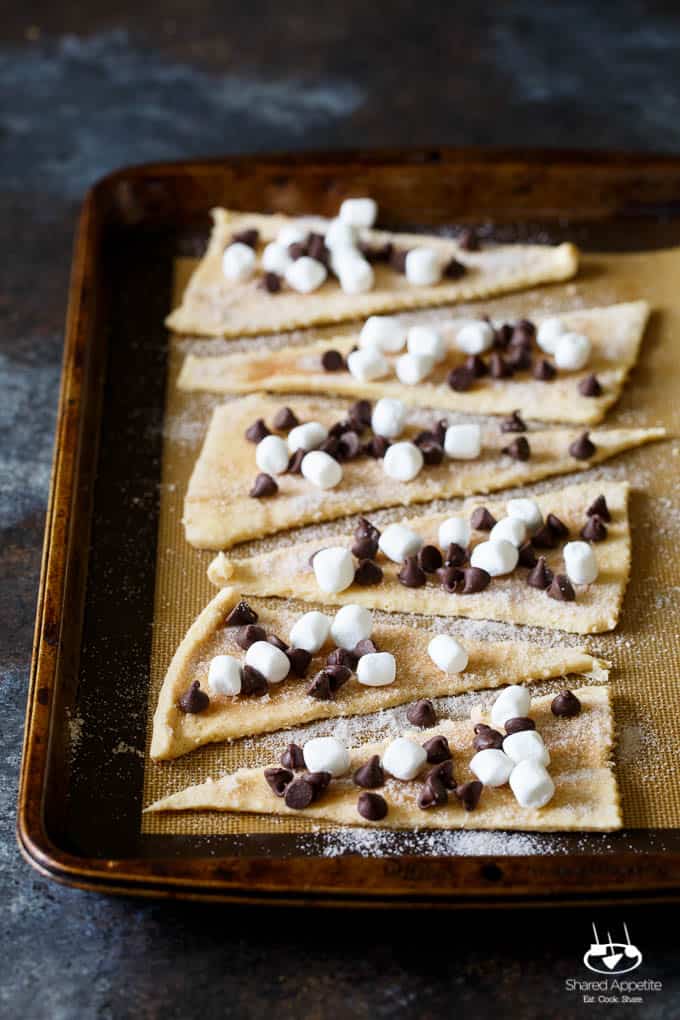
left=141, top=249, right=679, bottom=837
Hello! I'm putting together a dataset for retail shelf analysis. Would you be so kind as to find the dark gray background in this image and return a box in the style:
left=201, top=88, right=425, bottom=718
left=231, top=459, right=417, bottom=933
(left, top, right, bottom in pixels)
left=2, top=3, right=680, bottom=1017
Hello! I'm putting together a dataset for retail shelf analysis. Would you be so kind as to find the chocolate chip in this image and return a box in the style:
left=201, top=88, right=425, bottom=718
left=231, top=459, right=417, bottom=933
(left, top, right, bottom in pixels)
left=423, top=735, right=452, bottom=764
left=306, top=771, right=332, bottom=800
left=354, top=559, right=384, bottom=586
left=418, top=544, right=444, bottom=573
left=398, top=555, right=427, bottom=588
left=505, top=716, right=536, bottom=735
left=287, top=448, right=305, bottom=474
left=551, top=690, right=582, bottom=717
left=494, top=323, right=513, bottom=349
left=579, top=373, right=602, bottom=397
left=389, top=247, right=409, bottom=273
left=321, top=349, right=345, bottom=372
left=318, top=436, right=341, bottom=460
left=471, top=507, right=496, bottom=531
left=518, top=541, right=537, bottom=568
left=427, top=759, right=455, bottom=790
left=443, top=257, right=466, bottom=279
left=241, top=665, right=268, bottom=696
left=352, top=535, right=379, bottom=561
left=307, top=233, right=329, bottom=265
left=364, top=435, right=391, bottom=459
left=438, top=565, right=465, bottom=593
left=348, top=399, right=373, bottom=429
left=357, top=791, right=388, bottom=821
left=329, top=419, right=353, bottom=439
left=581, top=515, right=608, bottom=542
left=462, top=567, right=491, bottom=594
left=444, top=542, right=468, bottom=567
left=259, top=271, right=282, bottom=293
left=501, top=410, right=527, bottom=433
left=547, top=573, right=576, bottom=602
left=421, top=442, right=445, bottom=465
left=236, top=624, right=266, bottom=650
left=455, top=780, right=482, bottom=811
left=406, top=699, right=437, bottom=728
left=473, top=727, right=503, bottom=751
left=355, top=516, right=380, bottom=541
left=527, top=556, right=553, bottom=590
left=533, top=358, right=556, bottom=381
left=417, top=774, right=449, bottom=810
left=280, top=743, right=305, bottom=770
left=458, top=226, right=479, bottom=251
left=359, top=240, right=393, bottom=263
left=267, top=633, right=288, bottom=652
left=334, top=431, right=359, bottom=461
left=531, top=524, right=558, bottom=549
left=489, top=352, right=513, bottom=379
left=326, top=664, right=352, bottom=692
left=546, top=513, right=569, bottom=540
left=354, top=638, right=378, bottom=658
left=506, top=347, right=532, bottom=372
left=466, top=354, right=488, bottom=377
left=225, top=600, right=258, bottom=627
left=284, top=778, right=315, bottom=809
left=245, top=418, right=270, bottom=442
left=249, top=473, right=278, bottom=498
left=286, top=647, right=312, bottom=678
left=502, top=436, right=531, bottom=461
left=432, top=419, right=448, bottom=445
left=288, top=240, right=308, bottom=260
left=474, top=722, right=492, bottom=734
left=569, top=431, right=596, bottom=460
left=448, top=365, right=475, bottom=391
left=306, top=670, right=334, bottom=700
left=353, top=755, right=385, bottom=789
left=232, top=228, right=259, bottom=248
left=327, top=647, right=358, bottom=670
left=264, top=766, right=293, bottom=797
left=513, top=318, right=536, bottom=342
left=273, top=406, right=299, bottom=431
left=178, top=680, right=209, bottom=714
left=586, top=494, right=611, bottom=521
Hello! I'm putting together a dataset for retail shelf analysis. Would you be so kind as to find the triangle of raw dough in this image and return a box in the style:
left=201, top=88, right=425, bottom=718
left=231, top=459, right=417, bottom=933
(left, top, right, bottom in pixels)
left=166, top=208, right=578, bottom=337
left=185, top=392, right=664, bottom=550
left=208, top=480, right=630, bottom=635
left=150, top=585, right=606, bottom=760
left=178, top=301, right=649, bottom=426
left=146, top=686, right=621, bottom=832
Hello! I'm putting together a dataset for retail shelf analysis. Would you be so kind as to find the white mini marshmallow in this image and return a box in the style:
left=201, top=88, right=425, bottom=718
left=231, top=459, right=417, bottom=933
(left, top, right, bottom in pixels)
left=378, top=523, right=423, bottom=563
left=383, top=737, right=427, bottom=780
left=222, top=242, right=256, bottom=282
left=371, top=397, right=406, bottom=438
left=255, top=434, right=289, bottom=475
left=396, top=352, right=435, bottom=385
left=428, top=634, right=468, bottom=674
left=509, top=759, right=555, bottom=808
left=444, top=423, right=481, bottom=460
left=359, top=315, right=406, bottom=353
left=285, top=256, right=327, bottom=293
left=356, top=651, right=396, bottom=687
left=490, top=516, right=527, bottom=548
left=503, top=730, right=550, bottom=766
left=301, top=450, right=343, bottom=489
left=313, top=547, right=355, bottom=594
left=490, top=684, right=531, bottom=728
left=289, top=610, right=331, bottom=653
left=563, top=540, right=599, bottom=585
left=338, top=254, right=374, bottom=294
left=207, top=655, right=242, bottom=697
left=347, top=346, right=390, bottom=382
left=339, top=197, right=377, bottom=228
left=277, top=223, right=310, bottom=247
left=245, top=640, right=290, bottom=684
left=324, top=217, right=357, bottom=250
left=536, top=316, right=566, bottom=354
left=287, top=421, right=328, bottom=453
left=303, top=736, right=351, bottom=777
left=330, top=604, right=373, bottom=650
left=405, top=247, right=442, bottom=286
left=383, top=442, right=424, bottom=482
left=261, top=241, right=292, bottom=275
left=438, top=516, right=471, bottom=550
left=554, top=332, right=591, bottom=371
left=456, top=321, right=494, bottom=355
left=407, top=325, right=447, bottom=363
left=469, top=748, right=514, bottom=787
left=507, top=497, right=543, bottom=533
left=470, top=539, right=519, bottom=577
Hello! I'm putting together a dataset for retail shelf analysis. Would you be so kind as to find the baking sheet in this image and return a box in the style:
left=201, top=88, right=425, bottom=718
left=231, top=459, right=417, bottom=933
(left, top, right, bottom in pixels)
left=142, top=248, right=679, bottom=839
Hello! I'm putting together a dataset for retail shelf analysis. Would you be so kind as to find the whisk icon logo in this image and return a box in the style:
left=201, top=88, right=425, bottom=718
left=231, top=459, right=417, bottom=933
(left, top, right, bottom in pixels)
left=583, top=923, right=643, bottom=975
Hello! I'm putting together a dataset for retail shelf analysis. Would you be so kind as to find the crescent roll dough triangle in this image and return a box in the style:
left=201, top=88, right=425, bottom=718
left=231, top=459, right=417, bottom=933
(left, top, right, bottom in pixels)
left=208, top=481, right=630, bottom=635
left=184, top=392, right=664, bottom=550
left=178, top=301, right=649, bottom=426
left=166, top=208, right=578, bottom=337
left=150, top=586, right=606, bottom=760
left=146, top=686, right=621, bottom=833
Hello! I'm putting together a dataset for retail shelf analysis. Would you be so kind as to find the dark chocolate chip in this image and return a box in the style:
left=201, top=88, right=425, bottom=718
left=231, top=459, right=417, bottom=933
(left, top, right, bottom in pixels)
left=581, top=515, right=608, bottom=542
left=458, top=226, right=479, bottom=251
left=474, top=722, right=493, bottom=734
left=273, top=406, right=299, bottom=431
left=321, top=349, right=345, bottom=372
left=531, top=524, right=558, bottom=549
left=406, top=699, right=437, bottom=728
left=389, top=247, right=409, bottom=273
left=547, top=573, right=576, bottom=602
left=506, top=347, right=532, bottom=372
left=306, top=771, right=332, bottom=800
left=533, top=358, right=556, bottom=381
left=245, top=418, right=270, bottom=442
left=455, top=780, right=482, bottom=811
left=427, top=759, right=455, bottom=790
left=354, top=638, right=378, bottom=658
left=319, top=436, right=341, bottom=459
left=307, top=233, right=329, bottom=265
left=264, top=766, right=293, bottom=797
left=421, top=442, right=445, bottom=465
left=423, top=735, right=452, bottom=764
left=502, top=435, right=531, bottom=461
left=432, top=419, right=448, bottom=446
left=518, top=542, right=537, bottom=568
left=398, top=555, right=427, bottom=588
left=353, top=755, right=385, bottom=789
left=280, top=743, right=305, bottom=770
left=448, top=365, right=475, bottom=392
left=363, top=435, right=391, bottom=459
left=241, top=665, right=268, bottom=696
left=504, top=716, right=536, bottom=735
left=579, top=373, right=602, bottom=397
left=232, top=228, right=259, bottom=248
left=471, top=507, right=496, bottom=531
left=225, top=600, right=258, bottom=627
left=418, top=774, right=448, bottom=809
left=473, top=727, right=503, bottom=751
left=359, top=240, right=393, bottom=263
left=236, top=624, right=266, bottom=650
left=462, top=567, right=491, bottom=594
left=569, top=431, right=596, bottom=460
left=348, top=399, right=373, bottom=429
left=354, top=559, right=384, bottom=586
left=286, top=647, right=312, bottom=679
left=489, top=352, right=513, bottom=379
left=527, top=556, right=553, bottom=590
left=551, top=690, right=582, bottom=717
left=259, top=271, right=282, bottom=293
left=355, top=516, right=380, bottom=541
left=546, top=513, right=569, bottom=540
left=267, top=634, right=288, bottom=652
left=586, top=494, right=611, bottom=521
left=501, top=410, right=527, bottom=433
left=249, top=473, right=278, bottom=498
left=326, top=647, right=358, bottom=670
left=444, top=542, right=468, bottom=567
left=443, top=257, right=466, bottom=279
left=288, top=240, right=308, bottom=260
left=306, top=670, right=334, bottom=700
left=438, top=565, right=465, bottom=593
left=513, top=318, right=536, bottom=342
left=329, top=419, right=353, bottom=439
left=414, top=429, right=436, bottom=448
left=287, top=448, right=306, bottom=474
left=418, top=544, right=444, bottom=573
left=494, top=323, right=513, bottom=349
left=284, top=778, right=315, bottom=809
left=325, top=664, right=352, bottom=692
left=337, top=430, right=362, bottom=460
left=466, top=354, right=488, bottom=377
left=357, top=791, right=388, bottom=821
left=178, top=680, right=209, bottom=714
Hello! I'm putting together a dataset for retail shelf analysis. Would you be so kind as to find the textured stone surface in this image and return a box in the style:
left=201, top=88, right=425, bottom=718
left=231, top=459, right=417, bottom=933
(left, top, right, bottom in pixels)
left=2, top=3, right=680, bottom=1016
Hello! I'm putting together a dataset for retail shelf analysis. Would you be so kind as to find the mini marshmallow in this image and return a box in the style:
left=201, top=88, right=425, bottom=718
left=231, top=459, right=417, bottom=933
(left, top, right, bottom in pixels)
left=313, top=546, right=355, bottom=594
left=207, top=655, right=242, bottom=696
left=407, top=325, right=446, bottom=363
left=245, top=640, right=290, bottom=684
left=470, top=539, right=519, bottom=577
left=356, top=651, right=396, bottom=687
left=428, top=634, right=468, bottom=674
left=438, top=516, right=471, bottom=550
left=255, top=434, right=289, bottom=475
left=339, top=197, right=377, bottom=228
left=371, top=397, right=407, bottom=438
left=405, top=247, right=442, bottom=286
left=287, top=421, right=328, bottom=453
left=536, top=316, right=566, bottom=354
left=285, top=256, right=327, bottom=293
left=383, top=442, right=424, bottom=482
left=330, top=604, right=373, bottom=650
left=456, top=321, right=494, bottom=355
left=359, top=315, right=406, bottom=353
left=490, top=684, right=531, bottom=728
left=289, top=610, right=331, bottom=653
left=324, top=217, right=357, bottom=250
left=383, top=737, right=427, bottom=780
left=469, top=748, right=514, bottom=787
left=506, top=497, right=543, bottom=533
left=563, top=540, right=599, bottom=585
left=222, top=242, right=256, bottom=282
left=444, top=423, right=481, bottom=460
left=503, top=730, right=550, bottom=766
left=490, top=516, right=527, bottom=548
left=277, top=222, right=310, bottom=248
left=338, top=254, right=374, bottom=294
left=554, top=332, right=592, bottom=371
left=303, top=736, right=351, bottom=777
left=261, top=241, right=292, bottom=275
left=509, top=759, right=555, bottom=809
left=301, top=450, right=343, bottom=489
left=378, top=523, right=423, bottom=563
left=347, top=346, right=390, bottom=382
left=395, top=352, right=435, bottom=385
